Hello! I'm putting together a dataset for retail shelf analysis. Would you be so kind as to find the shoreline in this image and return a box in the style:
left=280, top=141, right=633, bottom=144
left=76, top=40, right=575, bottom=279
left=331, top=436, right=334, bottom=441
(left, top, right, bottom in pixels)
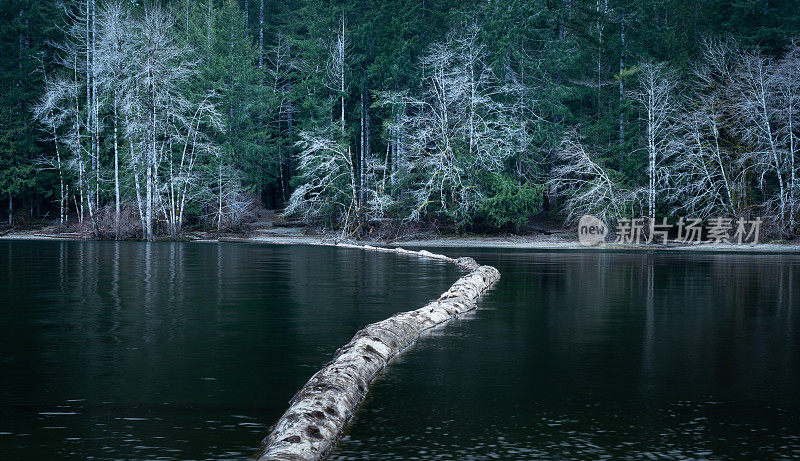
left=3, top=230, right=800, bottom=253
left=231, top=234, right=800, bottom=254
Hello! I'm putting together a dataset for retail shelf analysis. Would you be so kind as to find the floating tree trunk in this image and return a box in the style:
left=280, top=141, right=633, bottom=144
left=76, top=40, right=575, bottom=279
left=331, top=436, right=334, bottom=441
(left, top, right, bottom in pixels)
left=258, top=244, right=500, bottom=461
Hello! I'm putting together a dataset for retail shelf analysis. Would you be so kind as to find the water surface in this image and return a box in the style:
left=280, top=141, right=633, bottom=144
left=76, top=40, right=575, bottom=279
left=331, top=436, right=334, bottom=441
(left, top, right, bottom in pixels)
left=0, top=240, right=459, bottom=460
left=331, top=250, right=800, bottom=460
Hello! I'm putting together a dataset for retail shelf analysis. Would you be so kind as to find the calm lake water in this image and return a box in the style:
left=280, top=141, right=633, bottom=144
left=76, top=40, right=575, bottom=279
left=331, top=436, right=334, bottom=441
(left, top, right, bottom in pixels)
left=3, top=243, right=800, bottom=460
left=0, top=240, right=459, bottom=460
left=330, top=249, right=800, bottom=460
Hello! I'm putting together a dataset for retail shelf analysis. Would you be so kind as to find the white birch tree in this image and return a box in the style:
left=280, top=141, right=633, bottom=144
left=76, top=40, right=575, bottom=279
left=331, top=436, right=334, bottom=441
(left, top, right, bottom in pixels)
left=551, top=130, right=638, bottom=224
left=393, top=23, right=529, bottom=224
left=286, top=130, right=358, bottom=233
left=774, top=41, right=800, bottom=230
left=730, top=50, right=789, bottom=230
left=630, top=61, right=679, bottom=220
left=667, top=39, right=741, bottom=219
left=96, top=0, right=132, bottom=239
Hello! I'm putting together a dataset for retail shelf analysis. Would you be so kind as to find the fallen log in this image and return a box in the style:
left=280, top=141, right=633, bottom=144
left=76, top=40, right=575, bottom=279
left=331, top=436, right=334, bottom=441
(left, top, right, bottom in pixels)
left=258, top=245, right=500, bottom=461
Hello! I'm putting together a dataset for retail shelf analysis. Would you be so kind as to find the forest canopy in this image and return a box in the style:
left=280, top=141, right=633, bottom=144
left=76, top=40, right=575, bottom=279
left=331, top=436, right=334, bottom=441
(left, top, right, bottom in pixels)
left=2, top=0, right=800, bottom=238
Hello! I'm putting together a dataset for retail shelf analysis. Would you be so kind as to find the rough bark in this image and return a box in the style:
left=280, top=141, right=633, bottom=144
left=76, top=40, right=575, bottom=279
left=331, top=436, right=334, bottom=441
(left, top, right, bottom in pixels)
left=258, top=245, right=500, bottom=461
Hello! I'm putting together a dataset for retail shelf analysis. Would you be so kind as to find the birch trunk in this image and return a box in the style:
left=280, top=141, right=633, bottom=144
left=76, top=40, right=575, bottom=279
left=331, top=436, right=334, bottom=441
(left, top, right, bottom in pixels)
left=360, top=92, right=365, bottom=208
left=92, top=0, right=99, bottom=212
left=258, top=246, right=500, bottom=461
left=217, top=161, right=223, bottom=235
left=114, top=95, right=120, bottom=240
left=647, top=87, right=656, bottom=219
left=146, top=92, right=155, bottom=240
left=85, top=0, right=92, bottom=211
left=340, top=28, right=345, bottom=135
left=619, top=15, right=626, bottom=146
left=258, top=0, right=264, bottom=70
left=790, top=81, right=796, bottom=229
left=52, top=126, right=65, bottom=227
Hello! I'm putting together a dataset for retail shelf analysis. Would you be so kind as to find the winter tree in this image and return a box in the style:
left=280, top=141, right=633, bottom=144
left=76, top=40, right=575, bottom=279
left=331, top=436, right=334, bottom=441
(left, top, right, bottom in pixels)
left=730, top=49, right=789, bottom=230
left=667, top=40, right=741, bottom=219
left=392, top=23, right=530, bottom=225
left=551, top=130, right=638, bottom=224
left=630, top=61, right=679, bottom=220
left=286, top=129, right=359, bottom=233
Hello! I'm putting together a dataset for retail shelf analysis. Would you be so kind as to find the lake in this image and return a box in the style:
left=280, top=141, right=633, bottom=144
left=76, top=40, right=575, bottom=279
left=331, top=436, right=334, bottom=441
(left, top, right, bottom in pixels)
left=331, top=249, right=800, bottom=459
left=2, top=242, right=799, bottom=460
left=0, top=240, right=458, bottom=459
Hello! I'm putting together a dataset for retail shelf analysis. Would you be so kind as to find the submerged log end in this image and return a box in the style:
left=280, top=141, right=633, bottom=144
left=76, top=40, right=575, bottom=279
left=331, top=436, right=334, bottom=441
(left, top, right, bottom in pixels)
left=258, top=244, right=499, bottom=461
left=455, top=256, right=480, bottom=271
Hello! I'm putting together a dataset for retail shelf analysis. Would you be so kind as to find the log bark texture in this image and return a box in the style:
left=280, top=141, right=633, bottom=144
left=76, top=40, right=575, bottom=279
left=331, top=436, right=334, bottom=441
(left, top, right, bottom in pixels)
left=258, top=244, right=500, bottom=460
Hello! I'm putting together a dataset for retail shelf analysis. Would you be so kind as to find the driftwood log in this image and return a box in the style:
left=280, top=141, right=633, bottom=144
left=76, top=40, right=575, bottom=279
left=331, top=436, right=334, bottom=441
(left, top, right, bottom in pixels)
left=258, top=244, right=500, bottom=460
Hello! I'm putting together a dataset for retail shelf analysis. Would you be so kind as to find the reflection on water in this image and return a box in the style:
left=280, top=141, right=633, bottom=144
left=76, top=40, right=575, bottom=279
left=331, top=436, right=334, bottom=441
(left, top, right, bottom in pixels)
left=331, top=251, right=800, bottom=460
left=0, top=240, right=459, bottom=460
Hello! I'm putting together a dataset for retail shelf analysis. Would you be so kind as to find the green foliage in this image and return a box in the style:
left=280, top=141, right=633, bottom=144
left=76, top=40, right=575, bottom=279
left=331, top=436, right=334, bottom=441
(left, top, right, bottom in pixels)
left=0, top=0, right=59, bottom=214
left=4, top=0, right=800, bottom=231
left=475, top=175, right=544, bottom=229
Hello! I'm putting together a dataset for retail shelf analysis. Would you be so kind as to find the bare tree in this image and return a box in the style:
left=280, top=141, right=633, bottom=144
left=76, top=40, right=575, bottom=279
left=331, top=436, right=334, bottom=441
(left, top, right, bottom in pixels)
left=327, top=13, right=349, bottom=135
left=36, top=1, right=237, bottom=240
left=667, top=39, right=741, bottom=219
left=286, top=130, right=358, bottom=234
left=33, top=66, right=72, bottom=227
left=125, top=6, right=197, bottom=239
left=388, top=23, right=529, bottom=224
left=122, top=5, right=226, bottom=239
left=287, top=16, right=366, bottom=234
left=774, top=40, right=800, bottom=230
left=551, top=130, right=638, bottom=224
left=46, top=1, right=100, bottom=237
left=730, top=49, right=789, bottom=230
left=630, top=61, right=679, bottom=220
left=97, top=0, right=132, bottom=239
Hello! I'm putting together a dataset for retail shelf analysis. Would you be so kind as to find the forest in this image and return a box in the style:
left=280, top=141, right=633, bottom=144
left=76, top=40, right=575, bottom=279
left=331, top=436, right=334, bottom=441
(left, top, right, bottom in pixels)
left=2, top=0, right=800, bottom=239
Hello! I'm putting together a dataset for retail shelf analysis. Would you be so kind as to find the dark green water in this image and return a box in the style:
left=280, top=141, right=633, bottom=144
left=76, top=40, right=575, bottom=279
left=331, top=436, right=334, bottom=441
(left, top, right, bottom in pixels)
left=0, top=240, right=459, bottom=460
left=4, top=243, right=800, bottom=460
left=331, top=250, right=800, bottom=460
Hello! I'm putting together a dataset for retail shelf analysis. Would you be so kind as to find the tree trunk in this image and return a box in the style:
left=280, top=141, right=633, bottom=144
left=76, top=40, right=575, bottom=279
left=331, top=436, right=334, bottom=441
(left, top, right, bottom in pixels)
left=789, top=81, right=796, bottom=230
left=85, top=0, right=92, bottom=215
left=597, top=0, right=606, bottom=112
left=92, top=0, right=99, bottom=212
left=146, top=78, right=155, bottom=241
left=619, top=14, right=626, bottom=146
left=146, top=157, right=153, bottom=240
left=185, top=0, right=189, bottom=37
left=114, top=95, right=120, bottom=240
left=124, top=111, right=146, bottom=234
left=259, top=246, right=499, bottom=461
left=53, top=127, right=65, bottom=227
left=258, top=0, right=264, bottom=70
left=339, top=15, right=346, bottom=135
left=365, top=92, right=370, bottom=164
left=360, top=92, right=365, bottom=208
left=218, top=162, right=223, bottom=235
left=286, top=99, right=293, bottom=201
left=648, top=88, right=656, bottom=220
